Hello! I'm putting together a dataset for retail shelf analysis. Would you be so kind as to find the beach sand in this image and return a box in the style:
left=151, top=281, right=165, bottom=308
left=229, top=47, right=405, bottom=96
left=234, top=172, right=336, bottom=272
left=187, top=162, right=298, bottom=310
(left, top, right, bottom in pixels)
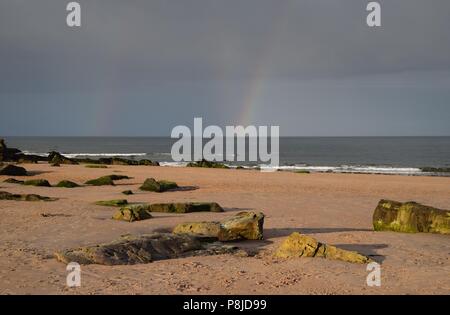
left=0, top=163, right=449, bottom=294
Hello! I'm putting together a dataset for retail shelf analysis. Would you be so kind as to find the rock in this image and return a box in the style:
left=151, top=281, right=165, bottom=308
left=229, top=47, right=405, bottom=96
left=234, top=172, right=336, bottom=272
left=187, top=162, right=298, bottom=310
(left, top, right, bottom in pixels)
left=173, top=211, right=265, bottom=241
left=0, top=165, right=27, bottom=176
left=51, top=162, right=60, bottom=167
left=274, top=232, right=371, bottom=264
left=3, top=178, right=24, bottom=184
left=187, top=159, right=229, bottom=169
left=0, top=139, right=22, bottom=162
left=85, top=164, right=108, bottom=168
left=373, top=199, right=450, bottom=234
left=139, top=178, right=178, bottom=192
left=23, top=179, right=51, bottom=187
left=54, top=233, right=239, bottom=265
left=55, top=180, right=80, bottom=188
left=48, top=151, right=79, bottom=165
left=173, top=222, right=223, bottom=238
left=111, top=158, right=139, bottom=166
left=149, top=202, right=224, bottom=213
left=122, top=190, right=133, bottom=195
left=84, top=174, right=130, bottom=186
left=139, top=159, right=160, bottom=166
left=0, top=191, right=56, bottom=201
left=96, top=199, right=128, bottom=207
left=112, top=204, right=152, bottom=222
left=219, top=211, right=265, bottom=241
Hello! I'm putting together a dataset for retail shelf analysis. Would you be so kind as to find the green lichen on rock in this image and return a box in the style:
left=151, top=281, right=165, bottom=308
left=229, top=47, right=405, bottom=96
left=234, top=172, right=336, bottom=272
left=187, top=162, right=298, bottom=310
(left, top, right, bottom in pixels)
left=48, top=152, right=79, bottom=165
left=373, top=199, right=450, bottom=234
left=3, top=178, right=24, bottom=184
left=0, top=191, right=57, bottom=202
left=149, top=202, right=224, bottom=213
left=95, top=199, right=128, bottom=207
left=54, top=233, right=238, bottom=265
left=122, top=190, right=133, bottom=195
left=274, top=232, right=371, bottom=264
left=23, top=179, right=51, bottom=187
left=138, top=159, right=160, bottom=166
left=187, top=159, right=229, bottom=169
left=55, top=180, right=80, bottom=188
left=173, top=211, right=265, bottom=241
left=112, top=204, right=152, bottom=222
left=0, top=164, right=28, bottom=176
left=85, top=176, right=115, bottom=186
left=139, top=178, right=178, bottom=192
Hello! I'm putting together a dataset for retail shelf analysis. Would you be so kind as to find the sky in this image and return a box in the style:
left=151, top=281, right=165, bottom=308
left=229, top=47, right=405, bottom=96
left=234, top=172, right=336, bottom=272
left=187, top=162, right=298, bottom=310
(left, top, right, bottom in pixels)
left=1, top=0, right=450, bottom=136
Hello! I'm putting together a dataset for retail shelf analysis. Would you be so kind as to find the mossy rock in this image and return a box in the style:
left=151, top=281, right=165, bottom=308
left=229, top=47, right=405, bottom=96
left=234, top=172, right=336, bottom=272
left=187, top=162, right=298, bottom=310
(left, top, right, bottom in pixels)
left=295, top=170, right=310, bottom=174
left=112, top=204, right=152, bottom=222
left=0, top=191, right=57, bottom=201
left=139, top=178, right=178, bottom=192
left=187, top=159, right=229, bottom=169
left=0, top=165, right=27, bottom=176
left=122, top=190, right=133, bottom=195
left=96, top=199, right=128, bottom=207
left=149, top=202, right=223, bottom=213
left=274, top=232, right=371, bottom=264
left=138, top=159, right=159, bottom=166
left=173, top=211, right=265, bottom=241
left=373, top=199, right=450, bottom=234
left=55, top=180, right=80, bottom=188
left=48, top=152, right=78, bottom=165
left=3, top=178, right=24, bottom=184
left=23, top=179, right=51, bottom=187
left=85, top=164, right=108, bottom=169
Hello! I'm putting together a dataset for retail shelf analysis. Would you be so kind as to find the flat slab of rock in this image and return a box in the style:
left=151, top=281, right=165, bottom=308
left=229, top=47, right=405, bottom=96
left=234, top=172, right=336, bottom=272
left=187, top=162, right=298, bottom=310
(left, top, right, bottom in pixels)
left=0, top=191, right=57, bottom=201
left=23, top=179, right=51, bottom=187
left=173, top=211, right=265, bottom=241
left=0, top=165, right=27, bottom=176
left=373, top=199, right=450, bottom=234
left=275, top=232, right=371, bottom=264
left=96, top=199, right=128, bottom=207
left=149, top=202, right=224, bottom=213
left=55, top=233, right=239, bottom=265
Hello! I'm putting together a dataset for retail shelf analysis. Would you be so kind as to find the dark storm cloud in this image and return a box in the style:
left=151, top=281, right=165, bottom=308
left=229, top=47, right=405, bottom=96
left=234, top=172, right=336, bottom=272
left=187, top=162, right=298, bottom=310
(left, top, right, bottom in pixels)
left=0, top=0, right=450, bottom=135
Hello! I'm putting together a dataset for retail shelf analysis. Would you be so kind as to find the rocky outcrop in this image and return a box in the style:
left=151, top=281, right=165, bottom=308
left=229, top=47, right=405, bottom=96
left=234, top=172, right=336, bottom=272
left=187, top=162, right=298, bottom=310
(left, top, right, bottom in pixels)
left=148, top=202, right=224, bottom=213
left=55, top=180, right=80, bottom=188
left=48, top=151, right=79, bottom=165
left=187, top=159, right=229, bottom=169
left=173, top=211, right=265, bottom=241
left=0, top=165, right=27, bottom=176
left=0, top=191, right=56, bottom=201
left=373, top=199, right=450, bottom=234
left=139, top=178, right=178, bottom=192
left=96, top=199, right=128, bottom=207
left=139, top=159, right=160, bottom=166
left=112, top=204, right=152, bottom=222
left=274, top=232, right=371, bottom=264
left=0, top=139, right=21, bottom=162
left=54, top=233, right=238, bottom=265
left=23, top=179, right=51, bottom=187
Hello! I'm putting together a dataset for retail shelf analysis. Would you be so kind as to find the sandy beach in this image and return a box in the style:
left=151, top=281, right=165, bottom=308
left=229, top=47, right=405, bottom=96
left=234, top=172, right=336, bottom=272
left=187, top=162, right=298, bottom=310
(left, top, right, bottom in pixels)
left=0, top=163, right=449, bottom=295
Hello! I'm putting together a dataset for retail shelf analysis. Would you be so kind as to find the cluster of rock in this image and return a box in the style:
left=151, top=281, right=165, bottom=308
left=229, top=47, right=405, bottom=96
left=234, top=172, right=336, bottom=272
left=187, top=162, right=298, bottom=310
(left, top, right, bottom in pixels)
left=4, top=177, right=80, bottom=188
left=0, top=191, right=56, bottom=201
left=187, top=159, right=229, bottom=169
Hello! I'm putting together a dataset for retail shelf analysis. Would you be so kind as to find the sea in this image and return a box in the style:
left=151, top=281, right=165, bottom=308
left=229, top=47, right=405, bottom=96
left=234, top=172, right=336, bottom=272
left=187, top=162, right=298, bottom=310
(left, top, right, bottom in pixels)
left=4, top=137, right=450, bottom=176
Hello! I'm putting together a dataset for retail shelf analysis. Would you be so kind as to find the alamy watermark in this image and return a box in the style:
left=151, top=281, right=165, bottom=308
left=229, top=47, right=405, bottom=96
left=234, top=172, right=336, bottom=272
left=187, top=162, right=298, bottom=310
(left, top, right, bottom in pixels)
left=170, top=118, right=279, bottom=170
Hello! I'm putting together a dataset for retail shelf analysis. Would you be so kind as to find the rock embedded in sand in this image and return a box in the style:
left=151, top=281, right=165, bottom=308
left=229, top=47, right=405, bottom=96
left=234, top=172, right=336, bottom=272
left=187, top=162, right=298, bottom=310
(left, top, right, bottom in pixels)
left=373, top=199, right=450, bottom=234
left=138, top=159, right=160, bottom=166
left=55, top=180, right=80, bottom=188
left=187, top=159, right=229, bottom=169
left=173, top=211, right=265, bottom=241
left=122, top=190, right=133, bottom=195
left=112, top=204, right=152, bottom=222
left=96, top=199, right=128, bottom=207
left=149, top=202, right=224, bottom=213
left=85, top=164, right=108, bottom=168
left=0, top=164, right=28, bottom=176
left=0, top=191, right=56, bottom=201
left=23, top=179, right=51, bottom=187
left=274, top=232, right=371, bottom=264
left=84, top=174, right=129, bottom=186
left=3, top=178, right=24, bottom=184
left=139, top=178, right=178, bottom=192
left=54, top=233, right=239, bottom=265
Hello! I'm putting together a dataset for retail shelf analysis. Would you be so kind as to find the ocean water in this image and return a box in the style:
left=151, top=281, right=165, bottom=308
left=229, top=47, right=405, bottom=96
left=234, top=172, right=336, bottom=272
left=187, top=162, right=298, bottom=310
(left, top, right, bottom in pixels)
left=4, top=137, right=450, bottom=175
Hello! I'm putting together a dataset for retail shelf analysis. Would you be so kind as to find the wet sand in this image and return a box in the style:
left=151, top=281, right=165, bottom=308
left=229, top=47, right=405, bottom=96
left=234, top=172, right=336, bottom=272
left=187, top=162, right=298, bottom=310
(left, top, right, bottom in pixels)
left=0, top=163, right=449, bottom=294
